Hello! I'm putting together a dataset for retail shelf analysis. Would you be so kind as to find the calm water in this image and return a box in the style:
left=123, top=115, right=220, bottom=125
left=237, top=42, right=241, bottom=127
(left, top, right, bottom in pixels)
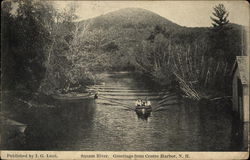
left=2, top=72, right=245, bottom=151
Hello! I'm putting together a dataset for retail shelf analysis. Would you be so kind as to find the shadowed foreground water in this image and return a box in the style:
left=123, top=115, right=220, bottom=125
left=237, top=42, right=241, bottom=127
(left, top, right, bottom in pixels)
left=2, top=72, right=245, bottom=151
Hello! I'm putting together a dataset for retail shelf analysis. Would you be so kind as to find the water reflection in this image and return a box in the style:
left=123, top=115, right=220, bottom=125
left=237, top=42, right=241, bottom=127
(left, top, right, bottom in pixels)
left=2, top=71, right=246, bottom=151
left=22, top=99, right=96, bottom=150
left=135, top=110, right=151, bottom=121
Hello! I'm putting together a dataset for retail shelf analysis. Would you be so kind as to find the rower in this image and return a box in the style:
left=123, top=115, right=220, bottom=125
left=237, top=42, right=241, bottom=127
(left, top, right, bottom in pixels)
left=135, top=99, right=142, bottom=106
left=145, top=97, right=151, bottom=106
left=146, top=100, right=151, bottom=106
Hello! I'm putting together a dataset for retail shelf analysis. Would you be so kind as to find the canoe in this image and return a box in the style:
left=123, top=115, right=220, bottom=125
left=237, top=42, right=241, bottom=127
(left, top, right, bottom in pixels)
left=52, top=93, right=93, bottom=100
left=1, top=114, right=27, bottom=133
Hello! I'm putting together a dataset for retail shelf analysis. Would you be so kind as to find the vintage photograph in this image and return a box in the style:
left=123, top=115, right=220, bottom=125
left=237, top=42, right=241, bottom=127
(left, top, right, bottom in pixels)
left=1, top=0, right=249, bottom=154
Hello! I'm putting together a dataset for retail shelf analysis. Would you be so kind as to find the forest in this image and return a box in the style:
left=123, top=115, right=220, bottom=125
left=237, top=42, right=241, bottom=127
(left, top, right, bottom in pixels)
left=1, top=0, right=247, bottom=101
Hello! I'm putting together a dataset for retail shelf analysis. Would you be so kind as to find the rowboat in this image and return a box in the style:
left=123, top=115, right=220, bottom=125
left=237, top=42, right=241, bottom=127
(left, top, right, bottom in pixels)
left=135, top=106, right=152, bottom=120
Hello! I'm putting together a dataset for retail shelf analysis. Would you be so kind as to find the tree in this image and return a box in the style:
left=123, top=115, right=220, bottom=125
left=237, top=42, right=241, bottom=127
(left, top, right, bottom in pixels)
left=210, top=4, right=229, bottom=28
left=2, top=0, right=56, bottom=92
left=208, top=4, right=232, bottom=62
left=39, top=3, right=101, bottom=94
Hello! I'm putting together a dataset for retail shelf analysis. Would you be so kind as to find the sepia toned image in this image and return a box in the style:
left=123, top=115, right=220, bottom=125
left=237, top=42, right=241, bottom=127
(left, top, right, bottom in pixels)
left=1, top=0, right=249, bottom=159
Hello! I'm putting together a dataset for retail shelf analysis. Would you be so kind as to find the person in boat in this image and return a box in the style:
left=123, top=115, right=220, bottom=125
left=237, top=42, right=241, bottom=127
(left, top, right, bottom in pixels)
left=135, top=99, right=142, bottom=106
left=145, top=97, right=151, bottom=106
left=142, top=100, right=146, bottom=106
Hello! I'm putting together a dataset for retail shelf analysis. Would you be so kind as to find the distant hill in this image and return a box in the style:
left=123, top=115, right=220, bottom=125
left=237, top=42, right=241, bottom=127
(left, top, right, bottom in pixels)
left=80, top=8, right=180, bottom=30
left=76, top=8, right=182, bottom=69
left=78, top=8, right=183, bottom=49
left=76, top=8, right=245, bottom=70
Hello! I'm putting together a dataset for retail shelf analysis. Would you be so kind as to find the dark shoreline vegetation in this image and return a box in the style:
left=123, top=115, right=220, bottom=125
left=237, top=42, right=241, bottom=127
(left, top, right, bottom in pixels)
left=1, top=1, right=247, bottom=109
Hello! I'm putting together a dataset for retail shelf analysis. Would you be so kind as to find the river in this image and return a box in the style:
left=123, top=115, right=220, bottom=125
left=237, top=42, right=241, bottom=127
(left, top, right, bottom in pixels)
left=1, top=71, right=245, bottom=151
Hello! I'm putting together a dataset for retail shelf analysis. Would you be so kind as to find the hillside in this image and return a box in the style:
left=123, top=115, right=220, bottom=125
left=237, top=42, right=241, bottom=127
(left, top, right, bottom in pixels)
left=77, top=8, right=185, bottom=70
left=81, top=8, right=180, bottom=30
left=76, top=8, right=245, bottom=71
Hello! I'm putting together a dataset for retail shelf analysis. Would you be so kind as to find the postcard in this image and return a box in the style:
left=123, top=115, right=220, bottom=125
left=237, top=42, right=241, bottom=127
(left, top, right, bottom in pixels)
left=1, top=0, right=249, bottom=159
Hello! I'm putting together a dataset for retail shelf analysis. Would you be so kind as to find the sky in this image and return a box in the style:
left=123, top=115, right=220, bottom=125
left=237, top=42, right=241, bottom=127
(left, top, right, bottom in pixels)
left=53, top=1, right=249, bottom=27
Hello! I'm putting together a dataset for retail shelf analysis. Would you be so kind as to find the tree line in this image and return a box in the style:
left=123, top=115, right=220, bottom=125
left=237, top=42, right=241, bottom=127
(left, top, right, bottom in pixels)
left=2, top=1, right=246, bottom=99
left=2, top=0, right=100, bottom=95
left=132, top=4, right=246, bottom=99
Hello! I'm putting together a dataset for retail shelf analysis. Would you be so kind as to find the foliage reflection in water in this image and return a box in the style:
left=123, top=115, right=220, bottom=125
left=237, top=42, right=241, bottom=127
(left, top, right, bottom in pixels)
left=2, top=72, right=245, bottom=151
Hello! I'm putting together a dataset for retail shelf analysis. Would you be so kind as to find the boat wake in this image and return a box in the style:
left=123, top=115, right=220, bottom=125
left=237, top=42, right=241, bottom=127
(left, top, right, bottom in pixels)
left=87, top=84, right=181, bottom=113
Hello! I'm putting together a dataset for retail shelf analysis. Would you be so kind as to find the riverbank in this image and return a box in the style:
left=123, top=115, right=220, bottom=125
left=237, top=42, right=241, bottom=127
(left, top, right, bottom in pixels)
left=131, top=70, right=232, bottom=105
left=1, top=71, right=246, bottom=151
left=1, top=90, right=95, bottom=149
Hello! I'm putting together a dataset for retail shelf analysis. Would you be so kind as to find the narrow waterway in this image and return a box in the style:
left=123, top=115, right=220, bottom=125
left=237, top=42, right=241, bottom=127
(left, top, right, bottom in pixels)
left=2, top=72, right=244, bottom=151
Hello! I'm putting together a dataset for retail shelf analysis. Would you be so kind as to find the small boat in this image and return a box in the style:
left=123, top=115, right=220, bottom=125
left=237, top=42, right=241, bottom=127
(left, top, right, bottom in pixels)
left=1, top=113, right=27, bottom=134
left=52, top=93, right=93, bottom=100
left=135, top=106, right=152, bottom=120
